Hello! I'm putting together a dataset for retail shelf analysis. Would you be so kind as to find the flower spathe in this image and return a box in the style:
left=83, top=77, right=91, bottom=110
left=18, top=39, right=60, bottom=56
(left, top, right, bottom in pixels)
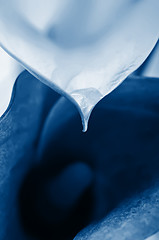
left=0, top=0, right=158, bottom=131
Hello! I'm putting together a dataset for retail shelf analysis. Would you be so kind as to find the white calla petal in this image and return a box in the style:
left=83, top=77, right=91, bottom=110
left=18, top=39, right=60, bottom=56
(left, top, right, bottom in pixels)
left=142, top=41, right=159, bottom=78
left=0, top=0, right=158, bottom=130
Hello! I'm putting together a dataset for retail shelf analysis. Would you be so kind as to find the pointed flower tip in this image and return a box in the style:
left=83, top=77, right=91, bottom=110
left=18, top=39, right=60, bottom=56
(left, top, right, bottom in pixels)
left=70, top=87, right=103, bottom=132
left=82, top=118, right=88, bottom=133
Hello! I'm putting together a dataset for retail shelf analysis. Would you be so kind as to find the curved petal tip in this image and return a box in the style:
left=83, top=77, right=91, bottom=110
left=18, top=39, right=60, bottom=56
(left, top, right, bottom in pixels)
left=70, top=88, right=103, bottom=132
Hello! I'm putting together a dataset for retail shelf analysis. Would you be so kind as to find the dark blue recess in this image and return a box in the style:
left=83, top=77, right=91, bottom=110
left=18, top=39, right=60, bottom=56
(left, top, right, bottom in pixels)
left=1, top=70, right=159, bottom=240
left=0, top=70, right=59, bottom=240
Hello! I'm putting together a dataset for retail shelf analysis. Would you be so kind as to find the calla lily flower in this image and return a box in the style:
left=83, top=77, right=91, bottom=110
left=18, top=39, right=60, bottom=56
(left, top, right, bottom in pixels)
left=0, top=1, right=159, bottom=240
left=0, top=0, right=159, bottom=131
left=31, top=73, right=159, bottom=240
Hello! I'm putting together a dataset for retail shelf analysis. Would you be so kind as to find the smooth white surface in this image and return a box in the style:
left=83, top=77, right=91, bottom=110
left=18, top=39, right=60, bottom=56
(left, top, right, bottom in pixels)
left=0, top=0, right=158, bottom=130
left=143, top=42, right=159, bottom=78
